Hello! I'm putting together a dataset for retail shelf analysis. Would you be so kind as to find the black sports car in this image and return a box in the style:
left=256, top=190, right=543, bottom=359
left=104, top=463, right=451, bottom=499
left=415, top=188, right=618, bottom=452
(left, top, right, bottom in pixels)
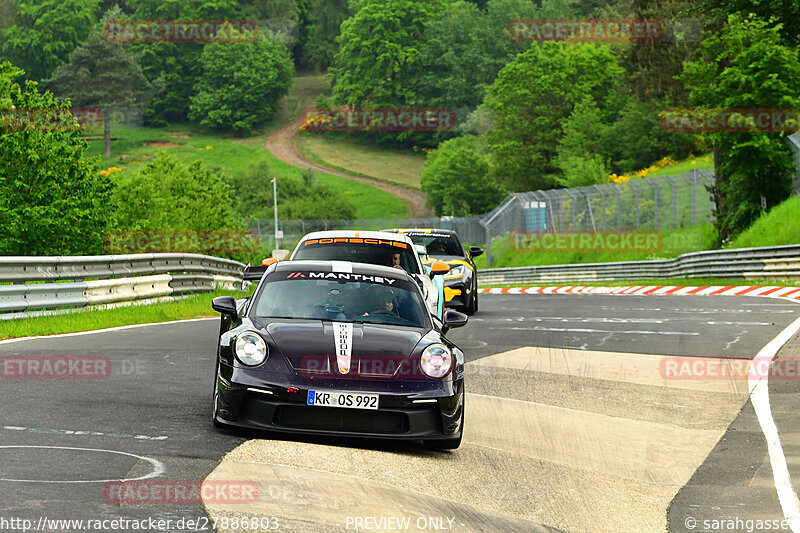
left=385, top=229, right=483, bottom=315
left=211, top=260, right=468, bottom=449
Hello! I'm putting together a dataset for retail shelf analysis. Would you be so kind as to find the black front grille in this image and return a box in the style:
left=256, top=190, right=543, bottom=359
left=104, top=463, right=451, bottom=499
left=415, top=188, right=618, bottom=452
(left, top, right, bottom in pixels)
left=273, top=405, right=409, bottom=434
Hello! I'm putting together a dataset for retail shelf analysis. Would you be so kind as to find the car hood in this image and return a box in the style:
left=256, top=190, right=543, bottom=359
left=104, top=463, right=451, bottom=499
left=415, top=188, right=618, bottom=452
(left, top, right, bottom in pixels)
left=257, top=319, right=425, bottom=377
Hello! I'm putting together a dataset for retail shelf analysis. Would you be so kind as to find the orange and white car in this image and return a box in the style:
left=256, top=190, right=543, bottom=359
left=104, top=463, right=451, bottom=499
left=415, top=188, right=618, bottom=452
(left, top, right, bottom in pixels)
left=288, top=230, right=450, bottom=319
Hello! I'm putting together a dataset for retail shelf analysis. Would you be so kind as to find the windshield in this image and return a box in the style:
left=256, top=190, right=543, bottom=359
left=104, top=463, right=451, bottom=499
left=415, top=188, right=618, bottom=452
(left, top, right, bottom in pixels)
left=292, top=239, right=420, bottom=274
left=253, top=271, right=428, bottom=328
left=401, top=233, right=464, bottom=258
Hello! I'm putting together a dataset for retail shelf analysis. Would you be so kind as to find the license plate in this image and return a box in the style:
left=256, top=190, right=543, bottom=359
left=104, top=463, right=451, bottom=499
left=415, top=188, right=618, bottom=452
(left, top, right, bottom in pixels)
left=307, top=390, right=379, bottom=410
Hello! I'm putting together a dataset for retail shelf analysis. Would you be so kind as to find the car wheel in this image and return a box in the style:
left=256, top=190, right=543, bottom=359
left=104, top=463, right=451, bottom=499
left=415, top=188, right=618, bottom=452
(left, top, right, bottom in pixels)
left=464, top=291, right=477, bottom=316
left=212, top=366, right=229, bottom=430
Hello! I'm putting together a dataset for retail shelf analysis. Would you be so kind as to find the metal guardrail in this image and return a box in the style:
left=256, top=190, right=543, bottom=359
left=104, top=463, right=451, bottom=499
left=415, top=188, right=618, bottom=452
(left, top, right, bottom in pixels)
left=476, top=245, right=800, bottom=285
left=0, top=254, right=244, bottom=317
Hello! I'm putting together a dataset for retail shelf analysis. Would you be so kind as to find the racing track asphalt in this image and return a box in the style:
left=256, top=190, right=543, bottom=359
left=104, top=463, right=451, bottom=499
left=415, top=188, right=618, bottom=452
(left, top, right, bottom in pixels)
left=0, top=294, right=798, bottom=532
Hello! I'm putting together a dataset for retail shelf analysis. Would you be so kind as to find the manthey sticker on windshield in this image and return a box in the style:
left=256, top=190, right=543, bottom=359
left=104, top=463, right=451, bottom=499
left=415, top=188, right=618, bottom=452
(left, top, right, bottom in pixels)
left=332, top=322, right=353, bottom=374
left=284, top=271, right=398, bottom=285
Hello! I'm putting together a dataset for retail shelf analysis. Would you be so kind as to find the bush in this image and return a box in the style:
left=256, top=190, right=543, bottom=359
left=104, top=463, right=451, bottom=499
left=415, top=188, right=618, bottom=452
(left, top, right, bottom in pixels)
left=0, top=62, right=114, bottom=255
left=114, top=151, right=241, bottom=232
left=189, top=31, right=294, bottom=134
left=230, top=161, right=356, bottom=220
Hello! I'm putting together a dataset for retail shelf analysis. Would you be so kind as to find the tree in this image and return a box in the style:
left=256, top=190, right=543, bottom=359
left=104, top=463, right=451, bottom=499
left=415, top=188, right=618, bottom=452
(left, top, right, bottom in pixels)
left=483, top=42, right=623, bottom=191
left=696, top=0, right=800, bottom=47
left=46, top=7, right=151, bottom=157
left=1, top=0, right=99, bottom=81
left=231, top=162, right=356, bottom=220
left=602, top=97, right=695, bottom=172
left=680, top=14, right=800, bottom=243
left=302, top=0, right=350, bottom=71
left=624, top=0, right=702, bottom=103
left=0, top=62, right=114, bottom=255
left=420, top=135, right=505, bottom=216
left=189, top=30, right=293, bottom=134
left=420, top=0, right=553, bottom=113
left=330, top=0, right=445, bottom=107
left=553, top=98, right=610, bottom=187
left=128, top=0, right=241, bottom=123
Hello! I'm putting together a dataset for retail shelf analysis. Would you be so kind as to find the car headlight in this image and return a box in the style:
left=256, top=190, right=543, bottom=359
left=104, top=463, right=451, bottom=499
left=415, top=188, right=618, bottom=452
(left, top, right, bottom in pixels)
left=235, top=331, right=268, bottom=366
left=448, top=265, right=465, bottom=278
left=420, top=343, right=452, bottom=378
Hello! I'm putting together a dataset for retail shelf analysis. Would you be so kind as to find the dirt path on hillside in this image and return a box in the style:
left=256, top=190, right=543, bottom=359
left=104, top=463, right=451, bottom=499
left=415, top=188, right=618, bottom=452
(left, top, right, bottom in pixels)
left=264, top=111, right=432, bottom=218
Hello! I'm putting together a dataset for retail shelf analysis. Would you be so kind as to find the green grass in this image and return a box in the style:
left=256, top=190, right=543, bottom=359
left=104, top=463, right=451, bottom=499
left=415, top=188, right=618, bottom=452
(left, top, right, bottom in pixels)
left=298, top=133, right=425, bottom=189
left=643, top=153, right=714, bottom=177
left=474, top=224, right=717, bottom=269
left=83, top=124, right=408, bottom=220
left=728, top=194, right=800, bottom=249
left=272, top=72, right=329, bottom=127
left=0, top=288, right=246, bottom=340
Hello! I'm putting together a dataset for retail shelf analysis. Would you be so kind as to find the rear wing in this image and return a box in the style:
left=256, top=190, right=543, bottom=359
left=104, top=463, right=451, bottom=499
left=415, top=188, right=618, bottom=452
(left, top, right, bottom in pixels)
left=242, top=264, right=268, bottom=281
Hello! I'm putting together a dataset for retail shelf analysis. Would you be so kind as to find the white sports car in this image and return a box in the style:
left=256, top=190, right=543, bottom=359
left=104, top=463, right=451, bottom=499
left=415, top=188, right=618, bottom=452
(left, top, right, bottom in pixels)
left=288, top=230, right=450, bottom=318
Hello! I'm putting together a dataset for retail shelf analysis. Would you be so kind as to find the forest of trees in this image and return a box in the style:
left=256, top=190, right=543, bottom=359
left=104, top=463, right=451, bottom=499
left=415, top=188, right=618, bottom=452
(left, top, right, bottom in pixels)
left=2, top=0, right=799, bottom=254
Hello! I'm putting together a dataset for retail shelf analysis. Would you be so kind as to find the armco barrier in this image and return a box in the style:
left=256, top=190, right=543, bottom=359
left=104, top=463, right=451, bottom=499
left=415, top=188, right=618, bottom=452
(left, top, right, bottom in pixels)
left=0, top=254, right=245, bottom=317
left=477, top=244, right=800, bottom=286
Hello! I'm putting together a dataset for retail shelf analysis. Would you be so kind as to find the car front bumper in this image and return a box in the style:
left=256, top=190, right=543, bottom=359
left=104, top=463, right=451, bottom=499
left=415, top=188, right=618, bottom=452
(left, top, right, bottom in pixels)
left=441, top=278, right=471, bottom=308
left=214, top=363, right=464, bottom=441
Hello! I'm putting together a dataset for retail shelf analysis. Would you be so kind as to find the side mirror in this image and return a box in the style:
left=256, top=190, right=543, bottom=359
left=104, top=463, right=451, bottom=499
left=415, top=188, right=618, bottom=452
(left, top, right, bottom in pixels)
left=212, top=296, right=238, bottom=319
left=261, top=257, right=278, bottom=267
left=428, top=261, right=451, bottom=279
left=469, top=246, right=484, bottom=258
left=442, top=309, right=468, bottom=334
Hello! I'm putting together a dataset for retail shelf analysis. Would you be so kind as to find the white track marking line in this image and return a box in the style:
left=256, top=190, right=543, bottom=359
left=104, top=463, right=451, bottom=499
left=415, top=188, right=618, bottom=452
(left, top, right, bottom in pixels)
left=493, top=326, right=699, bottom=336
left=0, top=445, right=164, bottom=483
left=749, top=315, right=800, bottom=532
left=0, top=318, right=216, bottom=345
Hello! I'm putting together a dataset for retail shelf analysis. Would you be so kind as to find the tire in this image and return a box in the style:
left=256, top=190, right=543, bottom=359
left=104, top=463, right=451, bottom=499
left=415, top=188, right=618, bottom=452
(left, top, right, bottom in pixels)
left=464, top=290, right=477, bottom=315
left=212, top=366, right=230, bottom=430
